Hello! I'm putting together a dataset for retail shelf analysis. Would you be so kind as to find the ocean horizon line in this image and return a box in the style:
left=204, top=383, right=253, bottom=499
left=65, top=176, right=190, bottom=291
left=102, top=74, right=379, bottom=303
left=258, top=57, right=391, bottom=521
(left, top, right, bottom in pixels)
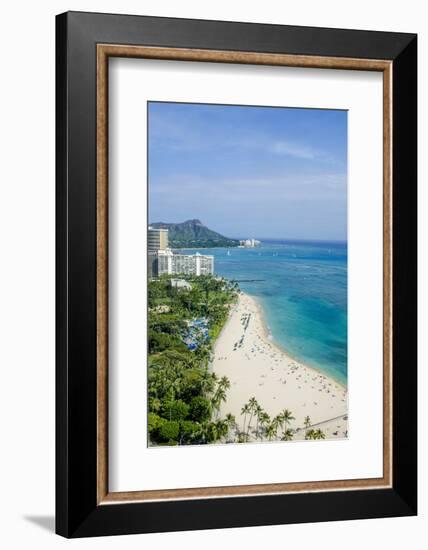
left=232, top=237, right=348, bottom=245
left=170, top=238, right=348, bottom=247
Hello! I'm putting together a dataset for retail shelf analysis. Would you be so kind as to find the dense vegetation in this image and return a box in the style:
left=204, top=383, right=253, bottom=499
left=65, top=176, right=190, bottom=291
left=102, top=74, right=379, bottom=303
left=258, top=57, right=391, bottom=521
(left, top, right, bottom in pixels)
left=148, top=274, right=239, bottom=445
left=147, top=274, right=325, bottom=445
left=150, top=219, right=239, bottom=248
left=236, top=399, right=325, bottom=442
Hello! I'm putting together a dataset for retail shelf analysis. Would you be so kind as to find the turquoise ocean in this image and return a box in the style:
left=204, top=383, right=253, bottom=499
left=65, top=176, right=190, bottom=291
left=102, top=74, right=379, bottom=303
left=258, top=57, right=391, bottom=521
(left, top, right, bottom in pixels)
left=181, top=240, right=348, bottom=386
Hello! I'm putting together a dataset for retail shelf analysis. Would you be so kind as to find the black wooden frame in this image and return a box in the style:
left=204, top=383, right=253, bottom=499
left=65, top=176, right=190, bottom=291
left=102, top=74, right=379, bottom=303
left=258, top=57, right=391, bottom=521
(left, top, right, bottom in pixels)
left=56, top=11, right=417, bottom=538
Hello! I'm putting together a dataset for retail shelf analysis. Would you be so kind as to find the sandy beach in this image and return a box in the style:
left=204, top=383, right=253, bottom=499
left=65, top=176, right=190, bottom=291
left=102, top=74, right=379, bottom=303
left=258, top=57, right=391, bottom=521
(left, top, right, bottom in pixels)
left=212, top=292, right=348, bottom=442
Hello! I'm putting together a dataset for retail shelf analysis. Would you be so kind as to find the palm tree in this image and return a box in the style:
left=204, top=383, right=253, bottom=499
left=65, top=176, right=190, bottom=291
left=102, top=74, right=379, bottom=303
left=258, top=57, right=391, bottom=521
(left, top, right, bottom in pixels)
left=200, top=369, right=216, bottom=396
left=314, top=429, right=325, bottom=440
left=241, top=403, right=251, bottom=435
left=281, top=429, right=294, bottom=441
left=219, top=376, right=231, bottom=391
left=248, top=396, right=258, bottom=410
left=258, top=411, right=271, bottom=440
left=305, top=428, right=325, bottom=440
left=305, top=429, right=316, bottom=440
left=212, top=386, right=227, bottom=418
left=278, top=408, right=295, bottom=439
left=246, top=397, right=258, bottom=439
left=265, top=421, right=278, bottom=441
left=205, top=422, right=218, bottom=443
left=225, top=413, right=236, bottom=442
left=254, top=404, right=263, bottom=440
left=281, top=409, right=295, bottom=427
left=197, top=422, right=210, bottom=444
left=212, top=376, right=230, bottom=413
left=272, top=414, right=283, bottom=433
left=305, top=428, right=325, bottom=439
left=304, top=415, right=311, bottom=429
left=196, top=343, right=211, bottom=367
left=215, top=419, right=228, bottom=440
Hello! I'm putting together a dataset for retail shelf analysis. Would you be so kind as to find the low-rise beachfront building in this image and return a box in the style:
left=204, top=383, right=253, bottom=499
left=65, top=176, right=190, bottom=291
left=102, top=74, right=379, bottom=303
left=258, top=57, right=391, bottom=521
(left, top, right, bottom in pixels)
left=149, top=304, right=171, bottom=314
left=239, top=238, right=261, bottom=248
left=169, top=278, right=192, bottom=290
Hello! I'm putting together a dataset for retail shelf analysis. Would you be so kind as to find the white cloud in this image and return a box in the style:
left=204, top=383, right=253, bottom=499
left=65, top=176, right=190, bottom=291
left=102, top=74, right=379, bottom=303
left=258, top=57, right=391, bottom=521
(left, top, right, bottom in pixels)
left=150, top=172, right=347, bottom=202
left=269, top=141, right=317, bottom=159
left=149, top=109, right=339, bottom=163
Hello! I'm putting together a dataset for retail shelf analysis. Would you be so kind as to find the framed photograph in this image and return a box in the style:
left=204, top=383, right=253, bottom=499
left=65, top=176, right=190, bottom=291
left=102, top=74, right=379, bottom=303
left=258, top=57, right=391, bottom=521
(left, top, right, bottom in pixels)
left=56, top=11, right=417, bottom=538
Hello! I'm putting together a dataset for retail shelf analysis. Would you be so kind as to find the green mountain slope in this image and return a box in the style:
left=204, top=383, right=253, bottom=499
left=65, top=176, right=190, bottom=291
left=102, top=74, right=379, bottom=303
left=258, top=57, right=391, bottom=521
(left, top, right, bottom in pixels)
left=150, top=219, right=239, bottom=248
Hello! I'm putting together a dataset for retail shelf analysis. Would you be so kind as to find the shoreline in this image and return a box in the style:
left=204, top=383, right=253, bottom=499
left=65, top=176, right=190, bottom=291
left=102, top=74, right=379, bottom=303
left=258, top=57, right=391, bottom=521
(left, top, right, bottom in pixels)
left=212, top=292, right=348, bottom=442
left=250, top=294, right=347, bottom=390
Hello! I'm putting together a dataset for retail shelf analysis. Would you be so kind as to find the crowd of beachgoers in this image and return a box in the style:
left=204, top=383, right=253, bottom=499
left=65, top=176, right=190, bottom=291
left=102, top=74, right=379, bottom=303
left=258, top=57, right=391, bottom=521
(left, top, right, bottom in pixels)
left=212, top=293, right=348, bottom=442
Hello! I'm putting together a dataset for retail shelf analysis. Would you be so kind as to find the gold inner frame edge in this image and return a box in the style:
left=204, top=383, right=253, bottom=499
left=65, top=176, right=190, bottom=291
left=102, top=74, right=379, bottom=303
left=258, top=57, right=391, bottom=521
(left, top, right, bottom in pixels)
left=96, top=44, right=393, bottom=505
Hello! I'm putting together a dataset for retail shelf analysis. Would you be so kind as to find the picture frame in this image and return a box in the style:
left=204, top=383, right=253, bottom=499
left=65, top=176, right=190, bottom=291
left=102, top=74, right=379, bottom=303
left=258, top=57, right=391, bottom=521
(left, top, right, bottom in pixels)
left=56, top=11, right=417, bottom=538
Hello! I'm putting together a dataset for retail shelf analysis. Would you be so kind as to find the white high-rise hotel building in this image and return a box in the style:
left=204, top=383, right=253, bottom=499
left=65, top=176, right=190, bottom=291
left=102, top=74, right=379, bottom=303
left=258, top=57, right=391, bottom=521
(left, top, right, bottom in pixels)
left=148, top=227, right=214, bottom=277
left=156, top=250, right=214, bottom=276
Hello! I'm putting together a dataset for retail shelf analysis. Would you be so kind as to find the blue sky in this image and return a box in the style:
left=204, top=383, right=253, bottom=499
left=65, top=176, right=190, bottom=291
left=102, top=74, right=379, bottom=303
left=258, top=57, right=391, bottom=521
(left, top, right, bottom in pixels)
left=148, top=102, right=347, bottom=241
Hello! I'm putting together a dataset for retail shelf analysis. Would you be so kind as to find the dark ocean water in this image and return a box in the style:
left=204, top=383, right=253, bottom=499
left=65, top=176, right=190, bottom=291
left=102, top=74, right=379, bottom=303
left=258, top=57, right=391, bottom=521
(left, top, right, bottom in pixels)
left=181, top=240, right=347, bottom=385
